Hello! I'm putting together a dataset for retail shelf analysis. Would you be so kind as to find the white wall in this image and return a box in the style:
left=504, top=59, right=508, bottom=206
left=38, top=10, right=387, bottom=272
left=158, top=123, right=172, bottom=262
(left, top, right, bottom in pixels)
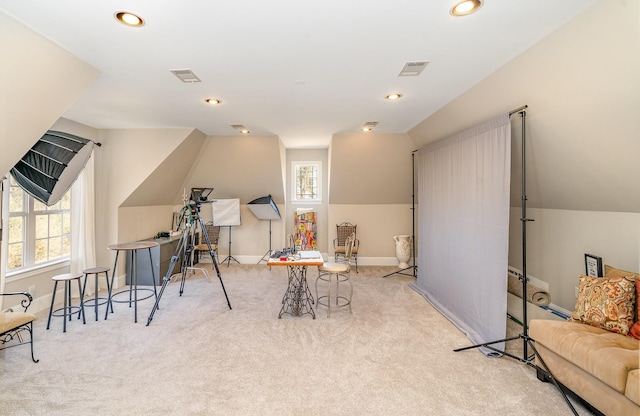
left=409, top=1, right=640, bottom=314
left=329, top=204, right=413, bottom=266
left=509, top=208, right=640, bottom=311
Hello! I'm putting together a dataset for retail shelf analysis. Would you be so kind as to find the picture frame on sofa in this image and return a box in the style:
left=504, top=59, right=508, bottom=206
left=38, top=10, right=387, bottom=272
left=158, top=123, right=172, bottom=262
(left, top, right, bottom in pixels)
left=584, top=253, right=603, bottom=277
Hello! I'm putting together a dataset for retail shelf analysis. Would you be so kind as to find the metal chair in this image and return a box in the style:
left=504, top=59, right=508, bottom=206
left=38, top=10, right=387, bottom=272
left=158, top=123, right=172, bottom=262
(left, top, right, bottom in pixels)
left=316, top=233, right=355, bottom=317
left=333, top=222, right=359, bottom=272
left=0, top=292, right=38, bottom=362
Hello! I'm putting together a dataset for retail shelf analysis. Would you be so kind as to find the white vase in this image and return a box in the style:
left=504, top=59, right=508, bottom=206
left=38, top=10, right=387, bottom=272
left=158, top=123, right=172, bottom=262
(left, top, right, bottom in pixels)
left=393, top=235, right=412, bottom=268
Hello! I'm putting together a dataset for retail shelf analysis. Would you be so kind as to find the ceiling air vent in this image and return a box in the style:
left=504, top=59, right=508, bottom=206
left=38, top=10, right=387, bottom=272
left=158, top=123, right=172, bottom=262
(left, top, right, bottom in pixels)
left=170, top=69, right=201, bottom=83
left=398, top=61, right=429, bottom=77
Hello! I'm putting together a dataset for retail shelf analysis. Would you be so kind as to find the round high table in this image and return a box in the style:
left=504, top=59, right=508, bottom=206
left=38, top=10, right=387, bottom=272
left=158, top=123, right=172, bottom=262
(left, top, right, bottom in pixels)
left=106, top=241, right=159, bottom=323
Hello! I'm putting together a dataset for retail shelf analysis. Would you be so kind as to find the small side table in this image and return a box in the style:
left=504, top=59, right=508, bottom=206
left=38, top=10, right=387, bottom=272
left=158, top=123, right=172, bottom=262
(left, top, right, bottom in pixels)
left=267, top=254, right=323, bottom=319
left=106, top=241, right=159, bottom=323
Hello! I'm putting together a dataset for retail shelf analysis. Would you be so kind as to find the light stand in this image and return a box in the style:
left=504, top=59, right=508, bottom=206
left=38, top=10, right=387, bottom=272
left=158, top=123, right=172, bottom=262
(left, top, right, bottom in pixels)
left=248, top=194, right=282, bottom=264
left=147, top=187, right=232, bottom=325
left=211, top=198, right=241, bottom=267
left=221, top=226, right=240, bottom=267
left=452, top=107, right=578, bottom=415
left=384, top=151, right=417, bottom=278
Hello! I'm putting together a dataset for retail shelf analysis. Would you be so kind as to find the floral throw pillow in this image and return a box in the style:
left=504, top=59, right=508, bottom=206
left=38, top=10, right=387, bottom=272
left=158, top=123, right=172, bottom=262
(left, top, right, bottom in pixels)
left=569, top=274, right=635, bottom=335
left=629, top=279, right=640, bottom=340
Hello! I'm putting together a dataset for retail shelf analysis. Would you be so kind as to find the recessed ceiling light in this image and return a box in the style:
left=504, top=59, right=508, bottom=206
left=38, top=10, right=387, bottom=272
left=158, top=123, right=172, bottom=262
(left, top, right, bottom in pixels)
left=450, top=0, right=483, bottom=17
left=114, top=11, right=145, bottom=27
left=231, top=124, right=250, bottom=134
left=386, top=93, right=402, bottom=100
left=361, top=122, right=378, bottom=132
left=205, top=98, right=222, bottom=105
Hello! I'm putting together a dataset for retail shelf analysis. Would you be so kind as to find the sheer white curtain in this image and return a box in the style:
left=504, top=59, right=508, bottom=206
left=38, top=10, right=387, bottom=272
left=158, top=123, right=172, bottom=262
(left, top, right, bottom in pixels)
left=70, top=152, right=96, bottom=294
left=0, top=177, right=8, bottom=309
left=412, top=114, right=511, bottom=354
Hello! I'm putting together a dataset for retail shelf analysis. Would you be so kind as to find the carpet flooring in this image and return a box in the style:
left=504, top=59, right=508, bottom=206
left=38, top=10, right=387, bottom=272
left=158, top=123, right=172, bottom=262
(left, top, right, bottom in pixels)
left=0, top=264, right=595, bottom=415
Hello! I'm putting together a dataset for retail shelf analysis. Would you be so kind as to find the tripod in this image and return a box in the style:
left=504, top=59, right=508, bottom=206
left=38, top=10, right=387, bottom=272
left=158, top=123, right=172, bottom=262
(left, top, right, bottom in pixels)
left=147, top=202, right=232, bottom=326
left=453, top=107, right=578, bottom=415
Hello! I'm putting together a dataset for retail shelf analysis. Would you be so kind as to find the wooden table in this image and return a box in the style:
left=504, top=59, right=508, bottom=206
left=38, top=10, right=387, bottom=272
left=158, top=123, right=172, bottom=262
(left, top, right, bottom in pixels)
left=267, top=254, right=324, bottom=319
left=106, top=241, right=159, bottom=323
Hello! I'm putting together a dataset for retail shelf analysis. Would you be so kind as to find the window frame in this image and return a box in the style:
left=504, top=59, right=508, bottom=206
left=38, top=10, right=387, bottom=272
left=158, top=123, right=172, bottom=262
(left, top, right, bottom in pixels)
left=4, top=176, right=71, bottom=278
left=291, top=161, right=322, bottom=204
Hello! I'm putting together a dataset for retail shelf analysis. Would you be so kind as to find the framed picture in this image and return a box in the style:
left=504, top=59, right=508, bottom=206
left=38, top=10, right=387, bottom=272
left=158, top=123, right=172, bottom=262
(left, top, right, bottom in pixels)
left=584, top=253, right=603, bottom=277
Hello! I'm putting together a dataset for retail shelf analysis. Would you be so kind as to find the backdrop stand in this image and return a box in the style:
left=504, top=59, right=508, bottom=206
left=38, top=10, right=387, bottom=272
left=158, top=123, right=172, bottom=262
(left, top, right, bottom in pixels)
left=384, top=151, right=417, bottom=278
left=247, top=194, right=281, bottom=265
left=451, top=106, right=578, bottom=415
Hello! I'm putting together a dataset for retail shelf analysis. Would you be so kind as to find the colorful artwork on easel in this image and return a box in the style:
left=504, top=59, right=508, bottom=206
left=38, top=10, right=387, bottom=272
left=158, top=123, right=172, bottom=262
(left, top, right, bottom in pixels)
left=294, top=211, right=317, bottom=251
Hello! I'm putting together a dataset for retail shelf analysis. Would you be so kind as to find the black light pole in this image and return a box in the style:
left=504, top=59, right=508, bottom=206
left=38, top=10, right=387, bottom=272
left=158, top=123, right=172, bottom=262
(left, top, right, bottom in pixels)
left=384, top=151, right=417, bottom=278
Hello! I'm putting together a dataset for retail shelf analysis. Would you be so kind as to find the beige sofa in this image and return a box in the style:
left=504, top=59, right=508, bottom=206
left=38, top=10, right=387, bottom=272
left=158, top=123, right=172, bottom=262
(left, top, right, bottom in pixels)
left=530, top=319, right=639, bottom=416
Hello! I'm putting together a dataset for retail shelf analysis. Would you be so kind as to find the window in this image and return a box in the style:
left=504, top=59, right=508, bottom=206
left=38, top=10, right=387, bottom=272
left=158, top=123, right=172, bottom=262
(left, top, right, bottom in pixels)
left=6, top=176, right=71, bottom=273
left=292, top=161, right=322, bottom=203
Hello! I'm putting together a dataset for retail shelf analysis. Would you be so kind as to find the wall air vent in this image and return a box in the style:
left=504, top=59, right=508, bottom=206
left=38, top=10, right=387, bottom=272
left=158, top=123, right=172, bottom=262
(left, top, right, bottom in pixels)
left=398, top=61, right=429, bottom=77
left=170, top=69, right=201, bottom=83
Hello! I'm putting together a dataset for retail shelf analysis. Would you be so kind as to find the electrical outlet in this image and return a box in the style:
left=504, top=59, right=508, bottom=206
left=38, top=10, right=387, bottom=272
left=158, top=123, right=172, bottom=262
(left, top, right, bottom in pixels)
left=574, top=286, right=579, bottom=299
left=28, top=285, right=36, bottom=296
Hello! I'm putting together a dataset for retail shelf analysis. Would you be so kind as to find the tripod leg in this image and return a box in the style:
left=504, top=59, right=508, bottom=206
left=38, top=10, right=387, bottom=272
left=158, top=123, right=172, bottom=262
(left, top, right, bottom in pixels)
left=197, top=217, right=232, bottom=310
left=146, top=253, right=181, bottom=325
left=526, top=339, right=579, bottom=416
left=211, top=247, right=232, bottom=310
left=147, top=219, right=191, bottom=325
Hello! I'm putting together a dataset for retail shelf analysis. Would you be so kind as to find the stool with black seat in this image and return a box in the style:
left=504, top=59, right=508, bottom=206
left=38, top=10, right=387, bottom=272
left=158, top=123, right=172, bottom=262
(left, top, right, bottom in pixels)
left=316, top=233, right=355, bottom=318
left=82, top=266, right=112, bottom=321
left=46, top=272, right=86, bottom=332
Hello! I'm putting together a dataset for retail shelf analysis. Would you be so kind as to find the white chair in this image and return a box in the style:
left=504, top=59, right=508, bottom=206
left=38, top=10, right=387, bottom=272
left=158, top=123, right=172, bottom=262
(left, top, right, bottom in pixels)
left=315, top=233, right=355, bottom=317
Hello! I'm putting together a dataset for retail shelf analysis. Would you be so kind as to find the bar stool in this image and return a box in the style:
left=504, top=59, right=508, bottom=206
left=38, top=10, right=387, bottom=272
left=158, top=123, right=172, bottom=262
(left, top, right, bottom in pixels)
left=315, top=234, right=355, bottom=318
left=82, top=266, right=112, bottom=321
left=46, top=272, right=86, bottom=332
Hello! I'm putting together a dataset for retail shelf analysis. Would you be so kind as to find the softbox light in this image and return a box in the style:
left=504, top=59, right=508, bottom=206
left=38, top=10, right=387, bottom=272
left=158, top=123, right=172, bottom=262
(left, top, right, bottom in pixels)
left=248, top=195, right=281, bottom=264
left=247, top=194, right=281, bottom=220
left=10, top=130, right=94, bottom=206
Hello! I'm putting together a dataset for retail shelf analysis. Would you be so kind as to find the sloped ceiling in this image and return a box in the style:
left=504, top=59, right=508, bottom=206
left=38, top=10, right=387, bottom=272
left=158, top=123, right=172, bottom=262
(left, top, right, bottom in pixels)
left=409, top=0, right=640, bottom=213
left=0, top=12, right=98, bottom=176
left=0, top=1, right=598, bottom=149
left=120, top=129, right=207, bottom=207
left=183, top=135, right=286, bottom=206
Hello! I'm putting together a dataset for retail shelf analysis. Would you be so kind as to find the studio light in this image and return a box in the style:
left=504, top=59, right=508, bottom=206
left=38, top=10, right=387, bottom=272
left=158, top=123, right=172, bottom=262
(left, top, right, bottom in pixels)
left=248, top=195, right=282, bottom=264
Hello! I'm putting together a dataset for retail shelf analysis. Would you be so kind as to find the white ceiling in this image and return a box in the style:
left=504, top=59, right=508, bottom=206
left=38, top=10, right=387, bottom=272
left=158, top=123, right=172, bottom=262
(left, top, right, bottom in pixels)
left=0, top=0, right=597, bottom=148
